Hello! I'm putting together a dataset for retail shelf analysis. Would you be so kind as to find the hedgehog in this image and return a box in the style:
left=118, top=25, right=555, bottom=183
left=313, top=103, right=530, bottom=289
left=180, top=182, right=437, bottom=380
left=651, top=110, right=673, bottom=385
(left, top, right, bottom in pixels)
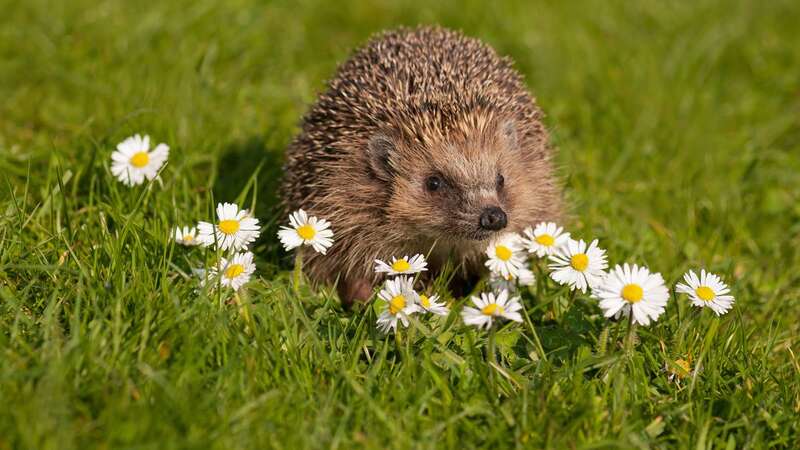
left=281, top=26, right=562, bottom=305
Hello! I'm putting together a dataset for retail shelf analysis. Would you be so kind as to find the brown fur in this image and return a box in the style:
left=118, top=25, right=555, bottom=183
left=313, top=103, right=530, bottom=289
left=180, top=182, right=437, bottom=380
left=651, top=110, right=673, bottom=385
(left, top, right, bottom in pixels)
left=281, top=26, right=562, bottom=304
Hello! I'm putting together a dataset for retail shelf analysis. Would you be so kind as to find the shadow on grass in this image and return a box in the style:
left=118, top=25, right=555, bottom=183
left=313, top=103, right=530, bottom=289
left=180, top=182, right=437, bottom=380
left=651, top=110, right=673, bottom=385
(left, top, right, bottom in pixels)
left=213, top=135, right=287, bottom=270
left=527, top=301, right=600, bottom=365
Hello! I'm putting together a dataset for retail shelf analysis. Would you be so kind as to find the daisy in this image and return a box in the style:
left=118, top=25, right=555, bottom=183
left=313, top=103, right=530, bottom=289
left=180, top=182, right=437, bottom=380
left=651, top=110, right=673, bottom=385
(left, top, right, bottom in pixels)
left=207, top=251, right=256, bottom=291
left=461, top=289, right=523, bottom=330
left=197, top=203, right=261, bottom=251
left=173, top=226, right=200, bottom=246
left=666, top=356, right=693, bottom=383
left=592, top=263, right=670, bottom=326
left=676, top=269, right=735, bottom=316
left=516, top=266, right=536, bottom=287
left=277, top=209, right=334, bottom=255
left=489, top=266, right=536, bottom=292
left=418, top=293, right=449, bottom=316
left=375, top=254, right=428, bottom=276
left=548, top=239, right=608, bottom=292
left=376, top=276, right=421, bottom=333
left=110, top=134, right=169, bottom=186
left=521, top=222, right=571, bottom=257
left=485, top=233, right=526, bottom=279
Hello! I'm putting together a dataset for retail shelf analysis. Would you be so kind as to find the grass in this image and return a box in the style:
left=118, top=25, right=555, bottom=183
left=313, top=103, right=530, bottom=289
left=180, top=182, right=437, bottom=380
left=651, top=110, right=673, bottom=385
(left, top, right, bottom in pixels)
left=1, top=0, right=800, bottom=448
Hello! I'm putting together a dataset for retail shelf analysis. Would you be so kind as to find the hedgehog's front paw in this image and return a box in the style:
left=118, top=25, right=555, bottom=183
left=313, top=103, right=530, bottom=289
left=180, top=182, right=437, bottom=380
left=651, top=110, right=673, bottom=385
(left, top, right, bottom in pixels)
left=337, top=277, right=374, bottom=309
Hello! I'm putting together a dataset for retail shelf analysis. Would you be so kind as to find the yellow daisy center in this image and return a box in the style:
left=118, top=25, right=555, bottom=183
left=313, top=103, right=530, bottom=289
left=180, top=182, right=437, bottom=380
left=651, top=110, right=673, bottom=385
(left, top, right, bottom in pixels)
left=481, top=303, right=505, bottom=316
left=535, top=234, right=555, bottom=246
left=296, top=224, right=316, bottom=240
left=420, top=294, right=431, bottom=308
left=676, top=358, right=691, bottom=373
left=495, top=245, right=513, bottom=261
left=389, top=294, right=406, bottom=315
left=695, top=286, right=715, bottom=301
left=129, top=151, right=149, bottom=168
left=671, top=357, right=692, bottom=379
left=183, top=235, right=194, bottom=242
left=621, top=283, right=644, bottom=303
left=224, top=264, right=244, bottom=279
left=391, top=259, right=411, bottom=272
left=570, top=253, right=589, bottom=271
left=218, top=219, right=240, bottom=235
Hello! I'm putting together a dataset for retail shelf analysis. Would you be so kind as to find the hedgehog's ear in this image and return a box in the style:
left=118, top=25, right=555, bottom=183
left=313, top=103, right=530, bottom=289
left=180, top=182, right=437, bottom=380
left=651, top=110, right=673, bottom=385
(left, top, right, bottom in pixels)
left=367, top=134, right=396, bottom=181
left=499, top=120, right=518, bottom=148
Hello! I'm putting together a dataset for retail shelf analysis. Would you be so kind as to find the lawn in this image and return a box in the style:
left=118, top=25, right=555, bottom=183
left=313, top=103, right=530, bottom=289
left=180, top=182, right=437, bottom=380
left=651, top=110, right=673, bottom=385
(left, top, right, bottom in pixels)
left=2, top=0, right=800, bottom=448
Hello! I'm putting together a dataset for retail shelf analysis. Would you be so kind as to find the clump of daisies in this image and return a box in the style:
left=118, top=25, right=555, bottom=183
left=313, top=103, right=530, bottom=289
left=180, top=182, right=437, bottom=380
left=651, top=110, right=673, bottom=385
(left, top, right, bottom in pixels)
left=190, top=202, right=262, bottom=292
left=111, top=134, right=169, bottom=186
left=109, top=134, right=265, bottom=294
left=372, top=252, right=448, bottom=333
left=473, top=220, right=736, bottom=354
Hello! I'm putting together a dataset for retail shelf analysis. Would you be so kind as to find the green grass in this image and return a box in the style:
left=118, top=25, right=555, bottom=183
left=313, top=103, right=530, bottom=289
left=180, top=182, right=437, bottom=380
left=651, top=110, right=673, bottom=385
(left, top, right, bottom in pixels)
left=2, top=0, right=800, bottom=448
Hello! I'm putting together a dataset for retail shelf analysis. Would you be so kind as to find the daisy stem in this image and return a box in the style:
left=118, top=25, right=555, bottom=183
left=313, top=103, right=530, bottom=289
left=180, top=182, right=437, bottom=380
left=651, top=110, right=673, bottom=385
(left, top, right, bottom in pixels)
left=565, top=288, right=577, bottom=317
left=522, top=306, right=548, bottom=363
left=487, top=325, right=498, bottom=390
left=534, top=260, right=546, bottom=303
left=624, top=313, right=636, bottom=355
left=292, top=251, right=303, bottom=297
left=234, top=292, right=254, bottom=334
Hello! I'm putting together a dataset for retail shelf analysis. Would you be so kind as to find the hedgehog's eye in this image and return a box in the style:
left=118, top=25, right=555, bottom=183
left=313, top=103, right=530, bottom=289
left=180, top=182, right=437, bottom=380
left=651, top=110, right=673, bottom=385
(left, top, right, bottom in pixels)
left=425, top=175, right=443, bottom=192
left=496, top=173, right=505, bottom=190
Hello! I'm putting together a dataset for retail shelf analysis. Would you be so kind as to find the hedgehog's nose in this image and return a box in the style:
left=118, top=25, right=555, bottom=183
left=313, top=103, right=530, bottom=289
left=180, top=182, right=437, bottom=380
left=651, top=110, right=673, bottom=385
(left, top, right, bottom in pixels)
left=479, top=206, right=507, bottom=231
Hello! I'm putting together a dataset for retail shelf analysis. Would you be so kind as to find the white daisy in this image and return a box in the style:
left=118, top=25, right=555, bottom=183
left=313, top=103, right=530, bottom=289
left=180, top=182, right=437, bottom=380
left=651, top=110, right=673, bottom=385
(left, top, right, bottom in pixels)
left=521, top=222, right=571, bottom=257
left=173, top=226, right=200, bottom=246
left=374, top=254, right=428, bottom=276
left=548, top=239, right=608, bottom=292
left=485, top=233, right=526, bottom=279
left=197, top=203, right=261, bottom=251
left=461, top=289, right=523, bottom=330
left=110, top=134, right=169, bottom=186
left=489, top=266, right=536, bottom=293
left=676, top=269, right=735, bottom=316
left=277, top=209, right=334, bottom=255
left=207, top=251, right=256, bottom=291
left=516, top=266, right=536, bottom=287
left=418, top=293, right=449, bottom=316
left=376, top=276, right=421, bottom=333
left=489, top=274, right=516, bottom=293
left=592, top=263, right=670, bottom=326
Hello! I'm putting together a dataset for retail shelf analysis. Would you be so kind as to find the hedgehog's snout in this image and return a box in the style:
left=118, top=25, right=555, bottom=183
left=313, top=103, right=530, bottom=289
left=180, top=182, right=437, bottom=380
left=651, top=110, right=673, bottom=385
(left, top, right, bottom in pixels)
left=479, top=206, right=507, bottom=231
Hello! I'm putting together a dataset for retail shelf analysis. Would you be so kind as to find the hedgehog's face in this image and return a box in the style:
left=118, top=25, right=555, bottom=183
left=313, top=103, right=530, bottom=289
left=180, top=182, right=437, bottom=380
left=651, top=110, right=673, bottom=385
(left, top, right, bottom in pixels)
left=367, top=119, right=543, bottom=243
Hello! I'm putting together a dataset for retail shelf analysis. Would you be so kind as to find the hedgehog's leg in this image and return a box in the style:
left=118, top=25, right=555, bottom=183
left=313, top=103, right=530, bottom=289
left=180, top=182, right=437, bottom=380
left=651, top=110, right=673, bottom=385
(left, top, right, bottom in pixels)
left=337, top=277, right=374, bottom=309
